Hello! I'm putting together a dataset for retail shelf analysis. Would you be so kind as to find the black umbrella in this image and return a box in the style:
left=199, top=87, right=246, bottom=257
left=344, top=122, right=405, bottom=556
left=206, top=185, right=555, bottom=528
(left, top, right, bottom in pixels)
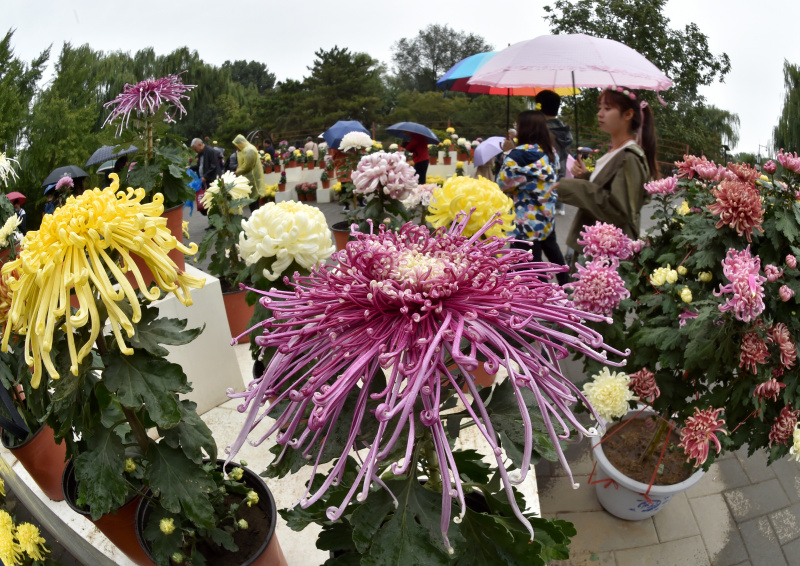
left=386, top=122, right=440, bottom=145
left=41, top=165, right=89, bottom=187
left=85, top=144, right=138, bottom=168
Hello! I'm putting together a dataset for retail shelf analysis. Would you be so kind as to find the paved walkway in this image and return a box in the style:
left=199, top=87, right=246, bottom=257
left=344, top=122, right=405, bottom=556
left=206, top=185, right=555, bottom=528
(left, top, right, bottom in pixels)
left=181, top=196, right=800, bottom=566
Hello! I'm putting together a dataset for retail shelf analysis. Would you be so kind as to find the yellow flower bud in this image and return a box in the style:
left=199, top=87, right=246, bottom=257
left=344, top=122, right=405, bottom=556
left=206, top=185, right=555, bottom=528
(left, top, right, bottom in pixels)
left=245, top=490, right=259, bottom=507
left=238, top=519, right=249, bottom=530
left=229, top=467, right=244, bottom=481
left=124, top=458, right=136, bottom=473
left=677, top=265, right=687, bottom=276
left=698, top=272, right=713, bottom=283
left=680, top=287, right=693, bottom=303
left=665, top=266, right=678, bottom=284
left=159, top=518, right=175, bottom=535
left=172, top=553, right=184, bottom=564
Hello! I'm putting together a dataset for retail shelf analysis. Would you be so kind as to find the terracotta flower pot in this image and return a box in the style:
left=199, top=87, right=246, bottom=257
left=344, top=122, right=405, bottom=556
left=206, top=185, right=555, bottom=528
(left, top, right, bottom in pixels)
left=264, top=166, right=272, bottom=174
left=429, top=156, right=438, bottom=165
left=321, top=180, right=330, bottom=189
left=457, top=152, right=469, bottom=162
left=308, top=192, right=317, bottom=202
left=2, top=425, right=67, bottom=501
left=136, top=461, right=288, bottom=566
left=62, top=460, right=154, bottom=566
left=278, top=183, right=286, bottom=192
left=223, top=289, right=255, bottom=344
left=308, top=161, right=316, bottom=169
left=288, top=160, right=297, bottom=168
left=443, top=157, right=452, bottom=165
left=331, top=221, right=351, bottom=252
left=273, top=165, right=281, bottom=173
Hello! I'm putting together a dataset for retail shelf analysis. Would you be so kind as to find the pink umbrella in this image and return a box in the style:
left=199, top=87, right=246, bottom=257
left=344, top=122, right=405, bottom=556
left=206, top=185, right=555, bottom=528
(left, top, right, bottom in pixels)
left=468, top=34, right=673, bottom=141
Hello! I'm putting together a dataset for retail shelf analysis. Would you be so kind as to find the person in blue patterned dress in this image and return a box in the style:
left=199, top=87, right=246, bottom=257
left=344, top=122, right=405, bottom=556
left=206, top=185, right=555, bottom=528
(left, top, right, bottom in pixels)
left=496, top=110, right=568, bottom=285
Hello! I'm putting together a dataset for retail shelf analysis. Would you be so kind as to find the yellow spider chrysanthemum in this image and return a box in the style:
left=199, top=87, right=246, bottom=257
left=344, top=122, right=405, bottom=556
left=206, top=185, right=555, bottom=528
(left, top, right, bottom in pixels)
left=200, top=171, right=252, bottom=211
left=1, top=174, right=204, bottom=386
left=0, top=477, right=4, bottom=497
left=15, top=523, right=48, bottom=561
left=0, top=512, right=19, bottom=566
left=426, top=176, right=514, bottom=239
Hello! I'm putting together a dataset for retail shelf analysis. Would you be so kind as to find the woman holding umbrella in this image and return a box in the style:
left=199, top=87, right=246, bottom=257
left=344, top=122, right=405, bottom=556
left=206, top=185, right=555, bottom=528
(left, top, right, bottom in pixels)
left=6, top=192, right=27, bottom=235
left=401, top=133, right=430, bottom=184
left=555, top=86, right=658, bottom=257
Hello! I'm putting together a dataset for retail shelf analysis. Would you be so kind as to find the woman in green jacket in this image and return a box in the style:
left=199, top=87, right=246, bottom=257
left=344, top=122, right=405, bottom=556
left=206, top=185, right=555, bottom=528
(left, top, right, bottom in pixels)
left=555, top=87, right=658, bottom=256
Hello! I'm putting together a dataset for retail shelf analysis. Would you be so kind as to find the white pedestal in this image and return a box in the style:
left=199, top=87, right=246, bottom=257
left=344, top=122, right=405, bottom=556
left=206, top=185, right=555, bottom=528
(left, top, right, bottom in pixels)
left=153, top=264, right=244, bottom=415
left=316, top=188, right=332, bottom=203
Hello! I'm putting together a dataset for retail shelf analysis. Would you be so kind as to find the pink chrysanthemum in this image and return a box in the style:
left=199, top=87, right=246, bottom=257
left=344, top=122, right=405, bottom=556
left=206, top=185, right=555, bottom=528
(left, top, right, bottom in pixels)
left=694, top=162, right=719, bottom=180
left=629, top=367, right=660, bottom=403
left=577, top=222, right=633, bottom=260
left=714, top=247, right=766, bottom=322
left=678, top=308, right=699, bottom=327
left=777, top=149, right=800, bottom=174
left=630, top=239, right=646, bottom=254
left=351, top=151, right=418, bottom=200
left=566, top=257, right=630, bottom=315
left=706, top=179, right=764, bottom=242
left=675, top=154, right=712, bottom=179
left=769, top=405, right=799, bottom=446
left=787, top=255, right=798, bottom=269
left=54, top=176, right=73, bottom=191
left=644, top=176, right=678, bottom=195
left=770, top=323, right=797, bottom=370
left=754, top=378, right=786, bottom=403
left=225, top=216, right=626, bottom=546
left=726, top=162, right=761, bottom=184
left=678, top=407, right=727, bottom=467
left=764, top=264, right=783, bottom=282
left=763, top=160, right=777, bottom=175
left=103, top=72, right=196, bottom=134
left=780, top=285, right=795, bottom=302
left=739, top=332, right=769, bottom=374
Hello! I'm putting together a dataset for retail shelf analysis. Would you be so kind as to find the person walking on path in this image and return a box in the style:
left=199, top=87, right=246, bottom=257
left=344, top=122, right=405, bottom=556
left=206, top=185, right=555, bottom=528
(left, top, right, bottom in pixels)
left=496, top=110, right=568, bottom=285
left=402, top=133, right=430, bottom=184
left=554, top=86, right=657, bottom=258
left=304, top=136, right=319, bottom=161
left=191, top=138, right=221, bottom=190
left=536, top=90, right=573, bottom=215
left=233, top=134, right=266, bottom=210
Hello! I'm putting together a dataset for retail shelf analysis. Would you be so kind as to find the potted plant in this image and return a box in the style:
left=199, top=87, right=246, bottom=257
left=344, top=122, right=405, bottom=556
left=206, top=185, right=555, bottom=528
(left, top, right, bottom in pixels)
left=319, top=170, right=330, bottom=189
left=441, top=139, right=453, bottom=164
left=259, top=183, right=277, bottom=205
left=305, top=182, right=318, bottom=202
left=455, top=161, right=465, bottom=176
left=196, top=172, right=255, bottom=341
left=566, top=153, right=800, bottom=518
left=101, top=73, right=198, bottom=263
left=456, top=137, right=470, bottom=161
left=305, top=150, right=315, bottom=169
left=0, top=175, right=240, bottom=564
left=277, top=171, right=286, bottom=192
left=224, top=216, right=632, bottom=564
left=262, top=153, right=272, bottom=174
left=428, top=145, right=438, bottom=165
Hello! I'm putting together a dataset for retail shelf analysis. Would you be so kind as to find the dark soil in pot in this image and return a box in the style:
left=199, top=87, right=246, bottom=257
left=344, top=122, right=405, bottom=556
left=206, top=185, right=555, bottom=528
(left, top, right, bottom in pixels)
left=602, top=418, right=693, bottom=485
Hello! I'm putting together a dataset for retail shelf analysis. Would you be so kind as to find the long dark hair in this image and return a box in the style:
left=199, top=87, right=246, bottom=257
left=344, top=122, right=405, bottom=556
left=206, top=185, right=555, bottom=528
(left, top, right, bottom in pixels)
left=599, top=88, right=659, bottom=179
left=516, top=110, right=556, bottom=162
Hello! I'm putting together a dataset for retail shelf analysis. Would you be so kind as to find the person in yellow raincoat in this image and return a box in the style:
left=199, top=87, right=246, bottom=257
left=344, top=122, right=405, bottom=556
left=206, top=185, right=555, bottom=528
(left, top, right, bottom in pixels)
left=232, top=134, right=266, bottom=210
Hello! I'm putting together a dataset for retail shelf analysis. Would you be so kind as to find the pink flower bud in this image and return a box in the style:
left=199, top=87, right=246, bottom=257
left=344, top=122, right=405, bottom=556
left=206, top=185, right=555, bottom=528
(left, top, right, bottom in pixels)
left=765, top=264, right=783, bottom=282
left=779, top=285, right=795, bottom=302
left=787, top=255, right=797, bottom=269
left=763, top=160, right=777, bottom=174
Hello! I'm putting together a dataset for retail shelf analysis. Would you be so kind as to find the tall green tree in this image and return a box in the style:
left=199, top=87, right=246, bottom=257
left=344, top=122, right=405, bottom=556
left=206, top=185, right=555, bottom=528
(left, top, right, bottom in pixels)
left=0, top=29, right=49, bottom=153
left=774, top=60, right=800, bottom=153
left=222, top=60, right=276, bottom=94
left=392, top=24, right=493, bottom=92
left=302, top=46, right=385, bottom=130
left=543, top=0, right=735, bottom=158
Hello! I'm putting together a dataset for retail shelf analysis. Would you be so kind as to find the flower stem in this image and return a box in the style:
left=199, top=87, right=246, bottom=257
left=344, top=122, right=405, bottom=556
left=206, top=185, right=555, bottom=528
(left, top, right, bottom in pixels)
left=421, top=434, right=441, bottom=491
left=639, top=413, right=671, bottom=463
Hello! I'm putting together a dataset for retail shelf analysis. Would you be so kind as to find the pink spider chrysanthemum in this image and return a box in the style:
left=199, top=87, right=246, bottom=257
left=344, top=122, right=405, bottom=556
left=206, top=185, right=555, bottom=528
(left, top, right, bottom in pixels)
left=714, top=247, right=766, bottom=322
left=770, top=405, right=799, bottom=446
left=706, top=179, right=764, bottom=242
left=777, top=149, right=800, bottom=174
left=770, top=323, right=797, bottom=370
left=678, top=407, right=727, bottom=467
left=726, top=162, right=761, bottom=184
left=628, top=367, right=660, bottom=403
left=577, top=222, right=633, bottom=260
left=103, top=72, right=196, bottom=134
left=566, top=258, right=630, bottom=316
left=739, top=332, right=769, bottom=375
left=224, top=216, right=627, bottom=548
left=754, top=378, right=786, bottom=403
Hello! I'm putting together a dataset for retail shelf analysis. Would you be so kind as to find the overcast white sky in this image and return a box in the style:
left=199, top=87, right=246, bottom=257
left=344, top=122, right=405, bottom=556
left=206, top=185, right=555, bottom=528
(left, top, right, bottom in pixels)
left=5, top=0, right=795, bottom=155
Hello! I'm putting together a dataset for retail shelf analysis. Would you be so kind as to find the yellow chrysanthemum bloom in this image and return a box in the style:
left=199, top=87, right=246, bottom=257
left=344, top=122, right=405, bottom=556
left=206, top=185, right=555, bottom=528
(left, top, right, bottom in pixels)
left=0, top=215, right=21, bottom=248
left=446, top=127, right=455, bottom=134
left=442, top=139, right=452, bottom=147
left=455, top=161, right=464, bottom=169
left=582, top=367, right=635, bottom=422
left=332, top=182, right=342, bottom=193
left=306, top=150, right=314, bottom=158
left=181, top=221, right=190, bottom=239
left=264, top=154, right=272, bottom=162
left=15, top=523, right=48, bottom=561
left=677, top=265, right=687, bottom=276
left=0, top=477, right=4, bottom=497
left=293, top=149, right=302, bottom=157
left=676, top=200, right=690, bottom=216
left=680, top=286, right=693, bottom=303
left=0, top=512, right=19, bottom=566
left=200, top=171, right=252, bottom=212
left=650, top=267, right=668, bottom=287
left=1, top=174, right=204, bottom=386
left=426, top=176, right=514, bottom=239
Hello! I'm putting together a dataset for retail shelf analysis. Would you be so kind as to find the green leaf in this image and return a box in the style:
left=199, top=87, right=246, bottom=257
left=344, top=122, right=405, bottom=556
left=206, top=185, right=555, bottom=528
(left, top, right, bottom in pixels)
left=147, top=443, right=216, bottom=529
left=128, top=306, right=205, bottom=357
left=351, top=488, right=395, bottom=553
left=209, top=527, right=238, bottom=551
left=73, top=427, right=128, bottom=519
left=451, top=449, right=492, bottom=484
left=159, top=400, right=217, bottom=463
left=103, top=351, right=186, bottom=428
left=455, top=508, right=544, bottom=566
left=318, top=522, right=357, bottom=552
left=360, top=475, right=459, bottom=566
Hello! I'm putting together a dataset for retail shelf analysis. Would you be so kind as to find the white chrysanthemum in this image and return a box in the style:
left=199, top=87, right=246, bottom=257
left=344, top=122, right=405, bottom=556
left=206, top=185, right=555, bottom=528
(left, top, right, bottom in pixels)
left=790, top=425, right=800, bottom=462
left=389, top=143, right=398, bottom=151
left=339, top=131, right=373, bottom=152
left=0, top=154, right=19, bottom=186
left=402, top=183, right=437, bottom=209
left=0, top=215, right=21, bottom=247
left=201, top=171, right=251, bottom=211
left=351, top=151, right=418, bottom=200
left=457, top=137, right=467, bottom=146
left=582, top=367, right=636, bottom=422
left=238, top=201, right=336, bottom=281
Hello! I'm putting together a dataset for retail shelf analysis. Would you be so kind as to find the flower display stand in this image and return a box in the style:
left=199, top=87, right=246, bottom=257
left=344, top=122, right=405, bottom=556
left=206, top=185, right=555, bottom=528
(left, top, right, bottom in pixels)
left=150, top=264, right=244, bottom=415
left=316, top=188, right=332, bottom=203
